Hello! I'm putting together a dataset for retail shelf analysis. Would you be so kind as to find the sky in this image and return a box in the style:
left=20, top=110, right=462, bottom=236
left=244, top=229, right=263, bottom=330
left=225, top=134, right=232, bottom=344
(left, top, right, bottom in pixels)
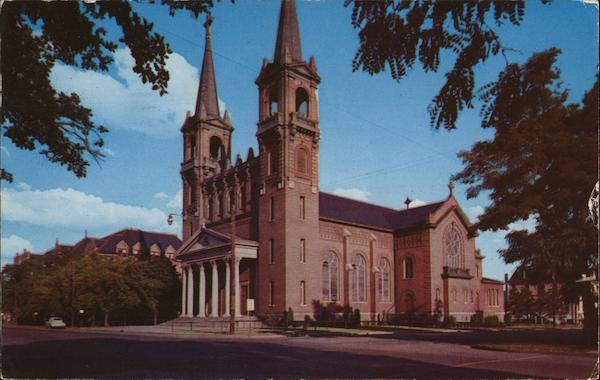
left=1, top=0, right=598, bottom=281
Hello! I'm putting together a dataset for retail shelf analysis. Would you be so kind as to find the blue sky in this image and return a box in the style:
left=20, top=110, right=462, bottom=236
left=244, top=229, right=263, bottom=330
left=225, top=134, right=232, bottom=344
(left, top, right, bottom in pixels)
left=1, top=0, right=598, bottom=280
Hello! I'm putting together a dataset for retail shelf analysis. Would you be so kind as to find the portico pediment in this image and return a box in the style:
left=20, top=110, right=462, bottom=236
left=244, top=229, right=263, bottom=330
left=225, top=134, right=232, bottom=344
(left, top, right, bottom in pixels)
left=176, top=227, right=258, bottom=263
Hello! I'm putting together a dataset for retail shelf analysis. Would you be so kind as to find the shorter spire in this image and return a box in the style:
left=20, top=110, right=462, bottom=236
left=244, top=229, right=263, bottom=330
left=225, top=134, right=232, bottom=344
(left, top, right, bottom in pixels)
left=195, top=13, right=220, bottom=118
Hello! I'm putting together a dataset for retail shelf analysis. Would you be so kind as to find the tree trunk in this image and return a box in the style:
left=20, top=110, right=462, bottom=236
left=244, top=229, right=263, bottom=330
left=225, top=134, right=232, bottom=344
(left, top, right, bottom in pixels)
left=153, top=310, right=157, bottom=326
left=104, top=311, right=109, bottom=327
left=582, top=284, right=598, bottom=346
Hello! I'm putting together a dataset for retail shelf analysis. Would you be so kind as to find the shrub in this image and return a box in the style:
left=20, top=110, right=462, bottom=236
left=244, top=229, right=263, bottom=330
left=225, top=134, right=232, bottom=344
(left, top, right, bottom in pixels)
left=286, top=307, right=295, bottom=327
left=484, top=315, right=500, bottom=327
left=444, top=315, right=456, bottom=327
left=470, top=311, right=484, bottom=327
left=504, top=312, right=512, bottom=325
left=352, top=308, right=361, bottom=327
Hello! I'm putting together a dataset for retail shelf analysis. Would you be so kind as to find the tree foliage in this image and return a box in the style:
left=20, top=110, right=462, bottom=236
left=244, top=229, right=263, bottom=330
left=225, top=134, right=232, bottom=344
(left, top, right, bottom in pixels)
left=0, top=0, right=222, bottom=182
left=1, top=253, right=180, bottom=326
left=452, top=49, right=598, bottom=341
left=344, top=0, right=555, bottom=130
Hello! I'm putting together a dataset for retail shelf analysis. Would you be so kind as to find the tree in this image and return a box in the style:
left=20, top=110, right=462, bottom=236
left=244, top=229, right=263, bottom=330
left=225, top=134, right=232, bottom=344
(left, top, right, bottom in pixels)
left=0, top=0, right=221, bottom=182
left=345, top=0, right=552, bottom=130
left=452, top=49, right=598, bottom=343
left=508, top=286, right=535, bottom=322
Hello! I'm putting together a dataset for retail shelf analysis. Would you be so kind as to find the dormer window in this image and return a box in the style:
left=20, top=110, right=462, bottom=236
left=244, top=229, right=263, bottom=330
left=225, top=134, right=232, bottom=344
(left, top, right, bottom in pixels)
left=150, top=243, right=161, bottom=257
left=132, top=242, right=142, bottom=255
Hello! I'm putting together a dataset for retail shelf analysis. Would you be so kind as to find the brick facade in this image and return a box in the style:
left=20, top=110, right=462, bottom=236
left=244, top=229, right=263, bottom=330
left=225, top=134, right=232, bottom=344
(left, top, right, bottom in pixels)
left=175, top=0, right=504, bottom=322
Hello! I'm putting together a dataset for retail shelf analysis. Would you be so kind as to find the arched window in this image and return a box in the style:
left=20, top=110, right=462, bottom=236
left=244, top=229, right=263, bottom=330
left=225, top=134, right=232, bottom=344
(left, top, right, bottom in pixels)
left=269, top=87, right=278, bottom=115
left=404, top=257, right=414, bottom=279
left=351, top=254, right=367, bottom=302
left=296, top=147, right=309, bottom=175
left=295, top=87, right=309, bottom=116
left=444, top=224, right=463, bottom=269
left=377, top=258, right=391, bottom=302
left=322, top=251, right=339, bottom=302
left=210, top=136, right=224, bottom=160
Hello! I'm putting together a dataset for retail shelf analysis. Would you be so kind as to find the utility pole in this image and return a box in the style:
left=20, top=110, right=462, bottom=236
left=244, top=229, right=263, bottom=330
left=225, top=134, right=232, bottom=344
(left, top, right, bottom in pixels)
left=229, top=183, right=237, bottom=335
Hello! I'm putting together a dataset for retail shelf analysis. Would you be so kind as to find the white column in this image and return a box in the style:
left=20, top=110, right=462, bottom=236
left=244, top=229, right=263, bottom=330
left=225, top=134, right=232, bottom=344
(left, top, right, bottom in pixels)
left=181, top=266, right=187, bottom=317
left=210, top=260, right=219, bottom=317
left=235, top=258, right=241, bottom=317
left=186, top=266, right=194, bottom=317
left=224, top=259, right=231, bottom=317
left=198, top=264, right=206, bottom=317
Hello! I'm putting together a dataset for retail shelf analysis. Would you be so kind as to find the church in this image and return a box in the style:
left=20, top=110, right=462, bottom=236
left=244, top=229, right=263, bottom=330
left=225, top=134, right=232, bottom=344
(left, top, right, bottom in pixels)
left=175, top=0, right=504, bottom=323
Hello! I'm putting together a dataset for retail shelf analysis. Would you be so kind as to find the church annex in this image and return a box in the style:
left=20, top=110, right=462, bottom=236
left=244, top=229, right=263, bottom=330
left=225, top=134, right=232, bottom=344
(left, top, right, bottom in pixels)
left=175, top=0, right=504, bottom=323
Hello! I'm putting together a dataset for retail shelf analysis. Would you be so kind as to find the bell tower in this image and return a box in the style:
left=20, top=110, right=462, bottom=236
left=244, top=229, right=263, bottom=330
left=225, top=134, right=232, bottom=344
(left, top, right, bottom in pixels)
left=255, top=0, right=321, bottom=316
left=180, top=15, right=233, bottom=241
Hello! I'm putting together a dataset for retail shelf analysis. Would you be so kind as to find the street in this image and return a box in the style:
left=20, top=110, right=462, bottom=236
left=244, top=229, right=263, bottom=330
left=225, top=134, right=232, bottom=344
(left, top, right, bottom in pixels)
left=2, top=325, right=596, bottom=378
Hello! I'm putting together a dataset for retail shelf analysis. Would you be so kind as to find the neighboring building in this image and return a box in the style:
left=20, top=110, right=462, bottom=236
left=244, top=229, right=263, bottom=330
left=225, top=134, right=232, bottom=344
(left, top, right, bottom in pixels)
left=507, top=266, right=582, bottom=324
left=13, top=249, right=43, bottom=265
left=70, top=228, right=182, bottom=261
left=176, top=0, right=504, bottom=322
left=11, top=229, right=182, bottom=265
left=12, top=240, right=72, bottom=265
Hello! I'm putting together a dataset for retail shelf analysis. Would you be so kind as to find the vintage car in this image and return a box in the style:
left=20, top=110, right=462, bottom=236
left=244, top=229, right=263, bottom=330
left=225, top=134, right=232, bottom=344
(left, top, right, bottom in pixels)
left=45, top=317, right=66, bottom=328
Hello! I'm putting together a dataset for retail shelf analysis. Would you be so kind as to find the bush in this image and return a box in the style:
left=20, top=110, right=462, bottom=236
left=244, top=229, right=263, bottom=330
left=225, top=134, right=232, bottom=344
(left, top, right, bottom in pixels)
left=504, top=312, right=512, bottom=325
left=444, top=315, right=456, bottom=327
left=470, top=311, right=484, bottom=327
left=352, top=309, right=361, bottom=327
left=484, top=315, right=500, bottom=327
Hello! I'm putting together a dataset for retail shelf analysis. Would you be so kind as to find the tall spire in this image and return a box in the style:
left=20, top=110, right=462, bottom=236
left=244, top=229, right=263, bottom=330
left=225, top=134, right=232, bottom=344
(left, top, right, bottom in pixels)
left=273, top=0, right=303, bottom=64
left=195, top=14, right=220, bottom=118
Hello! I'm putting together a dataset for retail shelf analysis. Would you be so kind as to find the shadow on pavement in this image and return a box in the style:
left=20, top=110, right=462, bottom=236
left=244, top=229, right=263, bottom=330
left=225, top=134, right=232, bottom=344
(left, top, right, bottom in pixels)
left=3, top=337, right=527, bottom=379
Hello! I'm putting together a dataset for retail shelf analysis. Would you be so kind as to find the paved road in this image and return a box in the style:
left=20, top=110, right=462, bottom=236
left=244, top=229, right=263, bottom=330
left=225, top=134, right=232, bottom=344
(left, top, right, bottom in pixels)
left=2, top=326, right=596, bottom=378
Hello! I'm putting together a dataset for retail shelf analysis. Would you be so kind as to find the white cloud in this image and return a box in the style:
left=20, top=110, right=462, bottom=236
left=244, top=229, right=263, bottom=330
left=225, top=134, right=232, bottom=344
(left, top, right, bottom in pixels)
left=333, top=187, right=371, bottom=202
left=153, top=192, right=169, bottom=201
left=1, top=234, right=33, bottom=263
left=0, top=146, right=9, bottom=157
left=50, top=48, right=199, bottom=139
left=467, top=205, right=485, bottom=221
left=1, top=186, right=179, bottom=234
left=167, top=190, right=183, bottom=209
left=101, top=147, right=115, bottom=157
left=16, top=182, right=31, bottom=191
left=410, top=199, right=427, bottom=208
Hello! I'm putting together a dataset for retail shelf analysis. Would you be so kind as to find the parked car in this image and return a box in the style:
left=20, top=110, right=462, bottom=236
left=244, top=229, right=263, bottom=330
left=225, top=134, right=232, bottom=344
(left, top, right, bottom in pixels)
left=45, top=317, right=66, bottom=328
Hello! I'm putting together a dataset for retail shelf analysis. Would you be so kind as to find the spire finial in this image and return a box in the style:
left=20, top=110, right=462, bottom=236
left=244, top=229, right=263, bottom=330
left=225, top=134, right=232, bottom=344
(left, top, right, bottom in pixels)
left=448, top=181, right=454, bottom=197
left=404, top=196, right=412, bottom=209
left=204, top=13, right=213, bottom=37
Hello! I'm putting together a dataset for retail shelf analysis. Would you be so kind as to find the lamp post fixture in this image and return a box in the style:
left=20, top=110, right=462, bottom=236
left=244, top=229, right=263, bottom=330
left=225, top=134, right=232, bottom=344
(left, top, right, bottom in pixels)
left=167, top=213, right=183, bottom=226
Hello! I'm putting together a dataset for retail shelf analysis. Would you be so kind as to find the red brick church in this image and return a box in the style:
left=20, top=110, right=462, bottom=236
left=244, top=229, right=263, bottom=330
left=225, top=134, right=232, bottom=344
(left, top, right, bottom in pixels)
left=176, top=0, right=504, bottom=323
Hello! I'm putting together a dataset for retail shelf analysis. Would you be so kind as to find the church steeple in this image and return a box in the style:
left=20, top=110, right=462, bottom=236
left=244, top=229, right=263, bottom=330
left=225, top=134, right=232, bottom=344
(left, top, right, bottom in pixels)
left=273, top=0, right=303, bottom=64
left=195, top=14, right=220, bottom=118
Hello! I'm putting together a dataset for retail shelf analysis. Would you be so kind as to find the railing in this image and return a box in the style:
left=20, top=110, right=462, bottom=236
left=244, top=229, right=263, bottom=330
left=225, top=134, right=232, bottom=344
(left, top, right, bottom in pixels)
left=442, top=266, right=472, bottom=279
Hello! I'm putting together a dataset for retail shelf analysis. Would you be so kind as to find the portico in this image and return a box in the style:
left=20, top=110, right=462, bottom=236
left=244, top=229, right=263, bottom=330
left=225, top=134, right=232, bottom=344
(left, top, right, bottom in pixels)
left=177, top=228, right=258, bottom=318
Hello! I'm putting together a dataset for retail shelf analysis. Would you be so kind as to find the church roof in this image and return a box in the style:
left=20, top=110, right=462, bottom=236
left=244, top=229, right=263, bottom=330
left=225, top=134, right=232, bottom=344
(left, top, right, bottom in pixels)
left=319, top=192, right=445, bottom=231
left=195, top=15, right=220, bottom=118
left=273, top=0, right=303, bottom=64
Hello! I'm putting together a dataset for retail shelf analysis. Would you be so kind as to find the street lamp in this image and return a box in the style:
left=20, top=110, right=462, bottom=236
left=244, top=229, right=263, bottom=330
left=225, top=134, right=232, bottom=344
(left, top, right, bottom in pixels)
left=79, top=309, right=85, bottom=327
left=167, top=213, right=182, bottom=226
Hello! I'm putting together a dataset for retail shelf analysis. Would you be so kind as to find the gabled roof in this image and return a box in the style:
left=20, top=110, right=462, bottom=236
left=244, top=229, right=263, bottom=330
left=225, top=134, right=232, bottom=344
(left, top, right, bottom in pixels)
left=70, top=237, right=103, bottom=255
left=319, top=192, right=445, bottom=231
left=386, top=201, right=446, bottom=230
left=96, top=228, right=182, bottom=254
left=43, top=244, right=74, bottom=255
left=177, top=227, right=258, bottom=259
